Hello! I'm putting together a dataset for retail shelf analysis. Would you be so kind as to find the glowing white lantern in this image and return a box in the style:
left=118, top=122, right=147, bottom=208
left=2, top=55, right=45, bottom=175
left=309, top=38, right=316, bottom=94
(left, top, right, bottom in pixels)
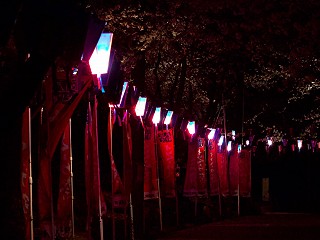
left=89, top=33, right=113, bottom=75
left=208, top=128, right=216, bottom=140
left=227, top=141, right=232, bottom=152
left=152, top=107, right=161, bottom=125
left=164, top=111, right=173, bottom=125
left=218, top=136, right=224, bottom=146
left=135, top=97, right=147, bottom=117
left=297, top=139, right=302, bottom=150
left=187, top=121, right=195, bottom=135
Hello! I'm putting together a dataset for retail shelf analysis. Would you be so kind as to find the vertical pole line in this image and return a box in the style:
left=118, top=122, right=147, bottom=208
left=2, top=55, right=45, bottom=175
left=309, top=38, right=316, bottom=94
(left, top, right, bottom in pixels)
left=173, top=127, right=179, bottom=227
left=28, top=107, right=34, bottom=240
left=237, top=149, right=240, bottom=216
left=95, top=96, right=104, bottom=240
left=241, top=87, right=245, bottom=146
left=122, top=112, right=127, bottom=240
left=154, top=124, right=163, bottom=231
left=69, top=118, right=75, bottom=238
left=110, top=107, right=115, bottom=240
left=141, top=117, right=146, bottom=236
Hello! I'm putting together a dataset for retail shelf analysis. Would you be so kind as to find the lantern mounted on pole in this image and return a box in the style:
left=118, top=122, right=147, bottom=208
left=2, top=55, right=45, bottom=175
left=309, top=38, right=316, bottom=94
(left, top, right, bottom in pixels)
left=297, top=139, right=303, bottom=151
left=227, top=141, right=232, bottom=152
left=164, top=110, right=173, bottom=126
left=135, top=97, right=147, bottom=117
left=207, top=128, right=216, bottom=140
left=152, top=107, right=161, bottom=125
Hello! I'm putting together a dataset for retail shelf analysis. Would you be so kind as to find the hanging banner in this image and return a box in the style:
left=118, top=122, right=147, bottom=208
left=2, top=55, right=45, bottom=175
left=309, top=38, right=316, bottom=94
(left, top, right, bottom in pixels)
left=21, top=107, right=31, bottom=240
left=85, top=100, right=106, bottom=235
left=56, top=122, right=72, bottom=238
left=239, top=149, right=251, bottom=197
left=157, top=128, right=175, bottom=198
left=229, top=148, right=239, bottom=196
left=183, top=138, right=207, bottom=197
left=144, top=125, right=159, bottom=199
left=207, top=139, right=219, bottom=196
left=197, top=138, right=207, bottom=196
left=123, top=112, right=133, bottom=200
left=217, top=150, right=229, bottom=196
left=38, top=64, right=92, bottom=238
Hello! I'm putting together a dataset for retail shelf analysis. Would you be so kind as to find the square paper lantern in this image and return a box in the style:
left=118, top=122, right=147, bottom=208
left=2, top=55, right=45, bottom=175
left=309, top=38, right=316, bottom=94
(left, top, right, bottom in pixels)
left=89, top=33, right=113, bottom=75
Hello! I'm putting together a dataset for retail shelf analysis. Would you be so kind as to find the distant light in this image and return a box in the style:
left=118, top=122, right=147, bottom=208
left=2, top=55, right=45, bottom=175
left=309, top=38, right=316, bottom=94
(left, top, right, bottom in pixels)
left=267, top=139, right=272, bottom=146
left=232, top=130, right=236, bottom=140
left=238, top=144, right=242, bottom=153
left=152, top=107, right=161, bottom=125
left=187, top=121, right=195, bottom=135
left=72, top=68, right=78, bottom=75
left=89, top=33, right=113, bottom=75
left=297, top=139, right=303, bottom=150
left=135, top=97, right=147, bottom=117
left=164, top=111, right=173, bottom=125
left=246, top=140, right=250, bottom=146
left=227, top=141, right=232, bottom=152
left=218, top=136, right=224, bottom=146
left=208, top=128, right=216, bottom=140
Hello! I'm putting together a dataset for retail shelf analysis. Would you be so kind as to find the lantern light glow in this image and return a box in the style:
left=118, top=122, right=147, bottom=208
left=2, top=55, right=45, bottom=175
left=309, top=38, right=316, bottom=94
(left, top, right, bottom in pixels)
left=208, top=128, right=216, bottom=140
left=117, top=81, right=128, bottom=108
left=227, top=141, right=232, bottom=151
left=267, top=139, right=273, bottom=146
left=297, top=139, right=303, bottom=150
left=238, top=144, right=242, bottom=153
left=218, top=136, right=224, bottom=146
left=135, top=97, right=147, bottom=117
left=152, top=107, right=161, bottom=125
left=89, top=33, right=113, bottom=75
left=187, top=121, right=195, bottom=135
left=164, top=111, right=173, bottom=125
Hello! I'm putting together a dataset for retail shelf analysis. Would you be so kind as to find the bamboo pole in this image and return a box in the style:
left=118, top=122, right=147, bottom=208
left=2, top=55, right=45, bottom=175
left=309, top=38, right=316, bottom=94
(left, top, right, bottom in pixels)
left=95, top=97, right=104, bottom=240
left=28, top=107, right=34, bottom=240
left=69, top=118, right=75, bottom=238
left=154, top=124, right=163, bottom=231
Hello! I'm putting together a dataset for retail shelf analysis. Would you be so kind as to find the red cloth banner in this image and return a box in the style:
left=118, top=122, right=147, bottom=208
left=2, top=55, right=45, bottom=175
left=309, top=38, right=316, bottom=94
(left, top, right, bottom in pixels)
left=21, top=107, right=31, bottom=240
left=196, top=138, right=207, bottom=196
left=56, top=121, right=72, bottom=238
left=229, top=149, right=239, bottom=196
left=85, top=99, right=106, bottom=235
left=183, top=138, right=207, bottom=197
left=217, top=150, right=229, bottom=196
left=144, top=125, right=159, bottom=199
left=157, top=128, right=175, bottom=198
left=239, top=149, right=251, bottom=197
left=38, top=65, right=92, bottom=238
left=207, top=139, right=219, bottom=196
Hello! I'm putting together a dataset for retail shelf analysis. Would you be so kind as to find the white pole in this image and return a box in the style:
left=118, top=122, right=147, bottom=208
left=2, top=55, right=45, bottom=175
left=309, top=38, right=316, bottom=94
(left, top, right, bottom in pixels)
left=69, top=118, right=75, bottom=238
left=110, top=107, right=115, bottom=240
left=95, top=97, right=104, bottom=240
left=28, top=107, right=34, bottom=240
left=154, top=124, right=163, bottom=231
left=237, top=149, right=240, bottom=216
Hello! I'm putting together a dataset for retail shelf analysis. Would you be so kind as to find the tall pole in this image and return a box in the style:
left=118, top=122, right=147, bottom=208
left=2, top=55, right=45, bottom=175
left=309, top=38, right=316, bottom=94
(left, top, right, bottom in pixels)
left=28, top=107, right=34, bottom=240
left=69, top=118, right=75, bottom=238
left=110, top=107, right=116, bottom=240
left=95, top=97, right=104, bottom=240
left=237, top=147, right=240, bottom=216
left=154, top=124, right=163, bottom=231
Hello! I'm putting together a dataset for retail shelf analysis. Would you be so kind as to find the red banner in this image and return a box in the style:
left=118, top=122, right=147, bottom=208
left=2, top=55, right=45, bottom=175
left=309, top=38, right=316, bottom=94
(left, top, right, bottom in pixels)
left=144, top=125, right=159, bottom=199
left=196, top=138, right=207, bottom=196
left=56, top=121, right=72, bottom=238
left=85, top=99, right=106, bottom=234
left=21, top=107, right=31, bottom=240
left=123, top=112, right=133, bottom=199
left=239, top=149, right=251, bottom=197
left=217, top=150, right=229, bottom=196
left=38, top=65, right=92, bottom=238
left=158, top=128, right=175, bottom=198
left=207, top=139, right=219, bottom=196
left=183, top=138, right=207, bottom=197
left=229, top=149, right=239, bottom=196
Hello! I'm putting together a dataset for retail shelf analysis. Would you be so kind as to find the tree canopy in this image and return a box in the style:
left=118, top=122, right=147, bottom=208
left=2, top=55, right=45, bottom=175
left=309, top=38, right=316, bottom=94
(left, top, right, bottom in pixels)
left=81, top=0, right=320, bottom=140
